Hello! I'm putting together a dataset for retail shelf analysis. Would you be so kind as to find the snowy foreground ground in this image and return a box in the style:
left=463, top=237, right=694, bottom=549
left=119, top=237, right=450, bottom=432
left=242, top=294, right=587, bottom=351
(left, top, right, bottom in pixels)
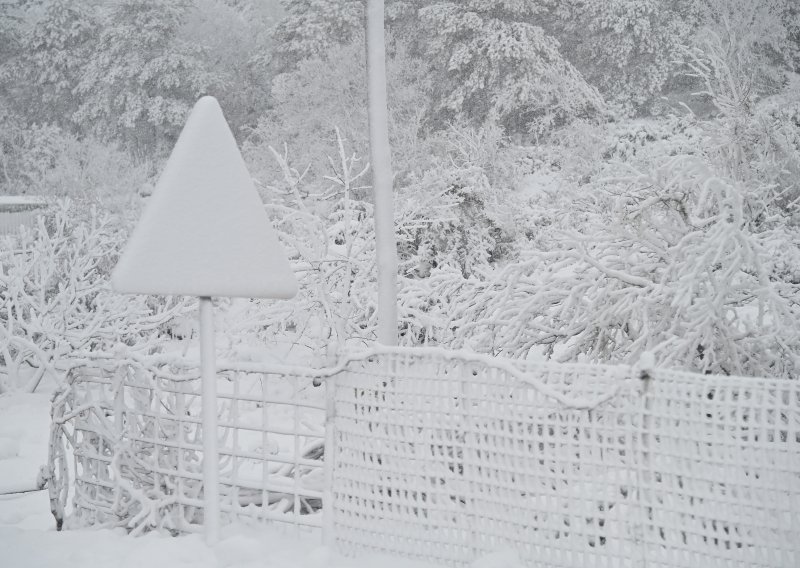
left=0, top=392, right=467, bottom=568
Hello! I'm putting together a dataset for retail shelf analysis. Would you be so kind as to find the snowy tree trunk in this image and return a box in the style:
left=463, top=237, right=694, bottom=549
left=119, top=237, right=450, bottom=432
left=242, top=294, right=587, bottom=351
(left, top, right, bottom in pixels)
left=365, top=0, right=398, bottom=345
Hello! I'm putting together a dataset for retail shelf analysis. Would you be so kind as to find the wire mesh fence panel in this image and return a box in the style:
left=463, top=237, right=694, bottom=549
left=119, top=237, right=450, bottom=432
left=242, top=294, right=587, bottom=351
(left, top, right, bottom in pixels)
left=329, top=348, right=800, bottom=568
left=638, top=369, right=800, bottom=568
left=49, top=366, right=122, bottom=529
left=49, top=356, right=326, bottom=534
left=48, top=347, right=800, bottom=567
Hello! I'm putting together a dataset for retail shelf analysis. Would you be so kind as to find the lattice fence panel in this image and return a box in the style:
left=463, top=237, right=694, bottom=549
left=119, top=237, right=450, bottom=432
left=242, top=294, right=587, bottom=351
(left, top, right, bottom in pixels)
left=330, top=349, right=800, bottom=568
left=639, top=369, right=800, bottom=568
left=49, top=347, right=800, bottom=568
left=49, top=356, right=326, bottom=534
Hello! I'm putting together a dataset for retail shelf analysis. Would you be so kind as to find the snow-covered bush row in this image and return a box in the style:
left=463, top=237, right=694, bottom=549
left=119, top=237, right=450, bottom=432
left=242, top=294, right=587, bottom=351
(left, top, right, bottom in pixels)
left=231, top=125, right=527, bottom=357
left=1, top=0, right=797, bottom=382
left=0, top=202, right=192, bottom=393
left=233, top=34, right=800, bottom=378
left=425, top=67, right=800, bottom=376
left=445, top=155, right=800, bottom=377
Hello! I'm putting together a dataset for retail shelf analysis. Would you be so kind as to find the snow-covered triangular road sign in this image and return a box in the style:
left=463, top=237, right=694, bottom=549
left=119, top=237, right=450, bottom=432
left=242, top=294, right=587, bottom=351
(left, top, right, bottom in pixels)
left=112, top=96, right=298, bottom=299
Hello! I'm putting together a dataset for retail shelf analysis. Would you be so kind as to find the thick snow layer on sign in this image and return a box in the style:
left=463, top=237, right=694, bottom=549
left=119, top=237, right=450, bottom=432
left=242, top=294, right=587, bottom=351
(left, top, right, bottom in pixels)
left=112, top=96, right=297, bottom=299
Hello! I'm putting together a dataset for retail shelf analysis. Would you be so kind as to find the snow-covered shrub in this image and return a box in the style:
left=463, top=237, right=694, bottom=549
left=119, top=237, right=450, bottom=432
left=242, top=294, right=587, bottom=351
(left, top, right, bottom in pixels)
left=244, top=38, right=431, bottom=191
left=600, top=115, right=704, bottom=163
left=236, top=127, right=526, bottom=355
left=447, top=152, right=800, bottom=377
left=224, top=135, right=379, bottom=358
left=428, top=44, right=800, bottom=376
left=0, top=122, right=150, bottom=219
left=396, top=127, right=520, bottom=281
left=393, top=158, right=519, bottom=343
left=397, top=165, right=500, bottom=279
left=0, top=123, right=61, bottom=192
left=0, top=202, right=191, bottom=393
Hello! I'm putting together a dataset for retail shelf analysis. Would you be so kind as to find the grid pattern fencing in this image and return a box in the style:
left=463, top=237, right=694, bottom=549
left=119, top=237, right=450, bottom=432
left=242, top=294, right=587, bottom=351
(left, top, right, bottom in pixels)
left=330, top=348, right=800, bottom=568
left=49, top=354, right=327, bottom=534
left=48, top=347, right=800, bottom=567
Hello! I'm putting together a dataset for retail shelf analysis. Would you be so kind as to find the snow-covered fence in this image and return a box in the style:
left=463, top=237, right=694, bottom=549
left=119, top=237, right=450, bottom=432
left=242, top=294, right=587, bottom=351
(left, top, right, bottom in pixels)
left=48, top=354, right=327, bottom=534
left=329, top=348, right=800, bottom=567
left=0, top=196, right=48, bottom=237
left=49, top=347, right=800, bottom=567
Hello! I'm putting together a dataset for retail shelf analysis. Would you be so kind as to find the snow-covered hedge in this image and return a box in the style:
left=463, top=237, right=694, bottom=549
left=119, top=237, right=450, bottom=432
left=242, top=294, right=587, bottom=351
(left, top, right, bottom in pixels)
left=0, top=201, right=191, bottom=393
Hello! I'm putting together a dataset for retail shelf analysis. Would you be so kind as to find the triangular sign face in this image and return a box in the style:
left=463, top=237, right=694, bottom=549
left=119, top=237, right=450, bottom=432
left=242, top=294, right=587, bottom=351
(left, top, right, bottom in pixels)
left=112, top=96, right=298, bottom=299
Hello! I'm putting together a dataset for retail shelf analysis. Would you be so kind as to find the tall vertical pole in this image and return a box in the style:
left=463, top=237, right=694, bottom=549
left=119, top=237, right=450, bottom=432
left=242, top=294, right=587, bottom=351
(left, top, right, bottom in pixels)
left=199, top=296, right=220, bottom=544
left=366, top=0, right=398, bottom=345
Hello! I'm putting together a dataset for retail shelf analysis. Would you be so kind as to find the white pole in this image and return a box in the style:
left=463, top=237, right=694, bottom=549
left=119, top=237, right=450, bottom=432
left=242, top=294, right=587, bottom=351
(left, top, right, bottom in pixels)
left=322, top=374, right=336, bottom=546
left=366, top=0, right=398, bottom=346
left=199, top=296, right=220, bottom=544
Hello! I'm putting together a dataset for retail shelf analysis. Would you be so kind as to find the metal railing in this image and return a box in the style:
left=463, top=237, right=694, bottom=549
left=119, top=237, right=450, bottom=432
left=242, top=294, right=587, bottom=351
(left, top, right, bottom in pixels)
left=49, top=354, right=327, bottom=534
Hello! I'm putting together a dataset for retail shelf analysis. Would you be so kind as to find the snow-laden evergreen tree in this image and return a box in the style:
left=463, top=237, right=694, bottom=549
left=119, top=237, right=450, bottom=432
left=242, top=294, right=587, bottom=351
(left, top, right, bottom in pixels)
left=273, top=0, right=364, bottom=71
left=244, top=39, right=430, bottom=189
left=10, top=0, right=97, bottom=127
left=0, top=0, right=23, bottom=182
left=416, top=1, right=604, bottom=133
left=553, top=0, right=698, bottom=112
left=73, top=0, right=219, bottom=154
left=0, top=0, right=20, bottom=64
left=271, top=0, right=604, bottom=133
left=177, top=0, right=275, bottom=137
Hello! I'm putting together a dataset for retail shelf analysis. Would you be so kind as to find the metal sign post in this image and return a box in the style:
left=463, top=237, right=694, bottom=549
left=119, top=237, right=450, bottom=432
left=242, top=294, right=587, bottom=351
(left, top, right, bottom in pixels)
left=199, top=296, right=219, bottom=543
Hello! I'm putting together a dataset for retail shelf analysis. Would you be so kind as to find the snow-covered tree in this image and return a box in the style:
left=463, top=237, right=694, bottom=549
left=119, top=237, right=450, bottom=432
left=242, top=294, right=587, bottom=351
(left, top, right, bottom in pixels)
left=693, top=0, right=800, bottom=80
left=10, top=0, right=97, bottom=127
left=416, top=1, right=604, bottom=133
left=272, top=0, right=364, bottom=70
left=177, top=0, right=275, bottom=137
left=553, top=0, right=697, bottom=112
left=73, top=0, right=219, bottom=154
left=396, top=124, right=520, bottom=280
left=244, top=38, right=430, bottom=189
left=270, top=1, right=604, bottom=133
left=0, top=0, right=20, bottom=63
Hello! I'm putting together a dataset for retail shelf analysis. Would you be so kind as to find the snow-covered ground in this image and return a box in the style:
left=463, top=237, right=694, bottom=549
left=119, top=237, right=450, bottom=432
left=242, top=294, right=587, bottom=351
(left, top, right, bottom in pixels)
left=0, top=391, right=453, bottom=568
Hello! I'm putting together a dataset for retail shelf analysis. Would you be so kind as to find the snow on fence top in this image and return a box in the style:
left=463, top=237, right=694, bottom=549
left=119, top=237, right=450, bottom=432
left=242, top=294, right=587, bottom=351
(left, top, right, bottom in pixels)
left=112, top=96, right=297, bottom=299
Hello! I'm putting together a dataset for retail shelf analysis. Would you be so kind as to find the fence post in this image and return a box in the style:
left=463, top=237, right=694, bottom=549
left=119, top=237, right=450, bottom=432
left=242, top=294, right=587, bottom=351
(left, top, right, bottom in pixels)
left=634, top=353, right=654, bottom=567
left=460, top=359, right=480, bottom=560
left=112, top=363, right=126, bottom=519
left=323, top=373, right=337, bottom=548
